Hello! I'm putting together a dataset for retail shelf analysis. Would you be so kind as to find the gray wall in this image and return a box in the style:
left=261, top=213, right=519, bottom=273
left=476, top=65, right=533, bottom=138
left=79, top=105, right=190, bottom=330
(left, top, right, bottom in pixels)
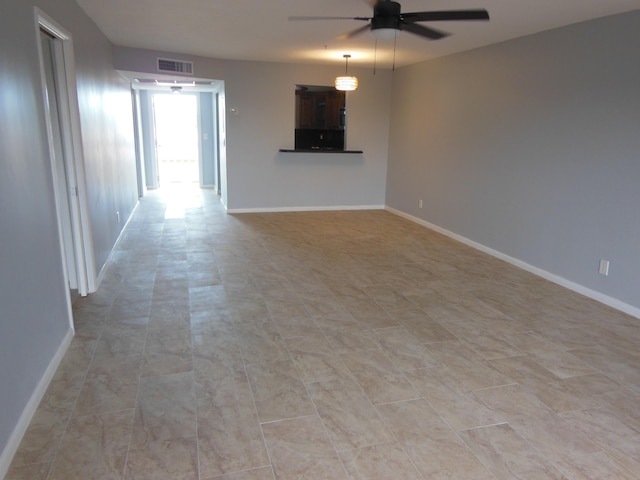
left=114, top=47, right=393, bottom=211
left=139, top=90, right=158, bottom=188
left=75, top=28, right=138, bottom=274
left=0, top=0, right=138, bottom=464
left=114, top=46, right=226, bottom=81
left=386, top=11, right=640, bottom=311
left=200, top=92, right=217, bottom=189
left=224, top=60, right=392, bottom=211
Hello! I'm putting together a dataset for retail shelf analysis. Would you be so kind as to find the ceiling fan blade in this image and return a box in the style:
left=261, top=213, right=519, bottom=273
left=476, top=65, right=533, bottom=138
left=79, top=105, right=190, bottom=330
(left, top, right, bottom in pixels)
left=401, top=22, right=449, bottom=40
left=288, top=16, right=370, bottom=21
left=337, top=23, right=371, bottom=40
left=402, top=9, right=490, bottom=23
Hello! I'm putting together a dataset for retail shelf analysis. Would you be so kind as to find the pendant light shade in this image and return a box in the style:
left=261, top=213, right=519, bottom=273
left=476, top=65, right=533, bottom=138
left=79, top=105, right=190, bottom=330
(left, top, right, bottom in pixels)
left=335, top=54, right=358, bottom=92
left=335, top=76, right=358, bottom=91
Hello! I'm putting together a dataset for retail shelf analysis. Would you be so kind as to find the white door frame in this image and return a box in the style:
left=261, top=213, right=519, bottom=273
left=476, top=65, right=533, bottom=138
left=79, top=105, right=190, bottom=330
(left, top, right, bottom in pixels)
left=132, top=82, right=224, bottom=194
left=35, top=8, right=96, bottom=296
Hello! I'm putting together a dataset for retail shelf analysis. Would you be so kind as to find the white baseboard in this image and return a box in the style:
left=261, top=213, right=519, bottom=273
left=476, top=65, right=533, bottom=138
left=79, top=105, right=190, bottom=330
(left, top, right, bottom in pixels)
left=0, top=327, right=74, bottom=479
left=386, top=206, right=640, bottom=320
left=95, top=199, right=140, bottom=291
left=227, top=204, right=385, bottom=214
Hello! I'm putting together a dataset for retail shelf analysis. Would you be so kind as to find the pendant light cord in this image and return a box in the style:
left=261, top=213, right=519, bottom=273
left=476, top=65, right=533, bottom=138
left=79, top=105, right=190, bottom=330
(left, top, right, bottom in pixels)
left=373, top=38, right=378, bottom=75
left=392, top=31, right=397, bottom=71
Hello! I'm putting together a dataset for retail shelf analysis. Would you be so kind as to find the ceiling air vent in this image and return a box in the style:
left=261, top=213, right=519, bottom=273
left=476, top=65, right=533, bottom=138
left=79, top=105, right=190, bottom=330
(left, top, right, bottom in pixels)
left=157, top=57, right=194, bottom=75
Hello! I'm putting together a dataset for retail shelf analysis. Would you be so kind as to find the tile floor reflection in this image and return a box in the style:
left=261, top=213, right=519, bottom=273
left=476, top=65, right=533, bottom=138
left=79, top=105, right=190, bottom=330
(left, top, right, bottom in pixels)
left=7, top=187, right=640, bottom=479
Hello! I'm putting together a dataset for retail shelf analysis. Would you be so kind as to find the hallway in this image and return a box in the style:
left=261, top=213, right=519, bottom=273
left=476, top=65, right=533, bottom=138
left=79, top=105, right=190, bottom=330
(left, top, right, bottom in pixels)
left=7, top=188, right=640, bottom=479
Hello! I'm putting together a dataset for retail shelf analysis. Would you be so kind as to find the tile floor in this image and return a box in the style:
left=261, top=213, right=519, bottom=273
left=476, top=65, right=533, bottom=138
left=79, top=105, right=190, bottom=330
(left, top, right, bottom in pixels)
left=6, top=187, right=640, bottom=479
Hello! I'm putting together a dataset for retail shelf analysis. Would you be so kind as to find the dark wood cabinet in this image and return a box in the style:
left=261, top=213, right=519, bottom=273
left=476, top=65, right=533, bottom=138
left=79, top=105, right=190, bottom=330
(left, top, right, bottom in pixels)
left=296, top=90, right=345, bottom=130
left=295, top=86, right=346, bottom=150
left=297, top=93, right=314, bottom=128
left=326, top=91, right=345, bottom=129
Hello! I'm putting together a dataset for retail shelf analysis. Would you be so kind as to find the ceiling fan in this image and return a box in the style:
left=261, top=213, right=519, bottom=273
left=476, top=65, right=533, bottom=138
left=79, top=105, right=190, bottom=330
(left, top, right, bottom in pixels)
left=289, top=0, right=490, bottom=41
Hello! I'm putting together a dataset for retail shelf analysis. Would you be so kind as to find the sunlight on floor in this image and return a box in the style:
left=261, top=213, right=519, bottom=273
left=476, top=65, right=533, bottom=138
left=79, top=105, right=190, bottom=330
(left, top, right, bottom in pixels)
left=160, top=183, right=204, bottom=219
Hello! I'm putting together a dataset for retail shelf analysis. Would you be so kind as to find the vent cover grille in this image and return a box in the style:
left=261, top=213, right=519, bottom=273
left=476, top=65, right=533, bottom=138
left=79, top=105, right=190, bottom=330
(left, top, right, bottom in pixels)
left=157, top=58, right=194, bottom=75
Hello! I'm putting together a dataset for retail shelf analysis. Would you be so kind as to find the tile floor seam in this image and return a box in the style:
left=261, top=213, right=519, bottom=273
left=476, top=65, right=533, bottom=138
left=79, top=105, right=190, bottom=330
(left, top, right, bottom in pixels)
left=41, top=322, right=103, bottom=480
left=230, top=302, right=276, bottom=479
left=120, top=307, right=150, bottom=480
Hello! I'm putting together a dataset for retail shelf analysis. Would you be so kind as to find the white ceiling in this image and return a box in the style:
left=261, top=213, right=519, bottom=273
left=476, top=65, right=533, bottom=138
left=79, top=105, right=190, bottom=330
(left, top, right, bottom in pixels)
left=76, top=0, right=639, bottom=68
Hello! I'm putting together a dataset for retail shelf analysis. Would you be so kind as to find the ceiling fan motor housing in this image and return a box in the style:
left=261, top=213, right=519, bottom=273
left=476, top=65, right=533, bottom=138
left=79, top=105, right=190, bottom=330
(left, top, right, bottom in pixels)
left=372, top=1, right=402, bottom=32
left=288, top=2, right=489, bottom=41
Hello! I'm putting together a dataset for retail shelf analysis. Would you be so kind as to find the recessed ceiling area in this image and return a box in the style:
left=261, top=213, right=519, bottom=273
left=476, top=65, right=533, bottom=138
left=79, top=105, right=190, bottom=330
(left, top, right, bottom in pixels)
left=77, top=0, right=639, bottom=68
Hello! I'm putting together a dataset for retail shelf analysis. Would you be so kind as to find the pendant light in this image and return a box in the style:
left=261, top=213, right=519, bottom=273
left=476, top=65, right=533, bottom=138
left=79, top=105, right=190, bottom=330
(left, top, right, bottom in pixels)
left=335, top=54, right=358, bottom=92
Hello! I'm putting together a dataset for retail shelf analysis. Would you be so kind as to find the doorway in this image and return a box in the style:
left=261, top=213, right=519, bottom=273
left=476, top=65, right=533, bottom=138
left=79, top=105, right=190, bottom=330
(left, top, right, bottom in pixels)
left=37, top=10, right=95, bottom=298
left=152, top=93, right=200, bottom=187
left=40, top=29, right=78, bottom=291
left=132, top=82, right=225, bottom=201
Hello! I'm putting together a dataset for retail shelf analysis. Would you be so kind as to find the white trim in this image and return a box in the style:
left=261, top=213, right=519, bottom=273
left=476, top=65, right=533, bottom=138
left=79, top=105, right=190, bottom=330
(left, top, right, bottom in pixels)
left=227, top=205, right=385, bottom=214
left=130, top=82, right=221, bottom=93
left=0, top=328, right=73, bottom=479
left=132, top=90, right=147, bottom=198
left=144, top=90, right=160, bottom=190
left=95, top=200, right=140, bottom=288
left=37, top=28, right=75, bottom=303
left=197, top=95, right=204, bottom=188
left=34, top=11, right=75, bottom=336
left=35, top=8, right=96, bottom=295
left=386, top=206, right=640, bottom=320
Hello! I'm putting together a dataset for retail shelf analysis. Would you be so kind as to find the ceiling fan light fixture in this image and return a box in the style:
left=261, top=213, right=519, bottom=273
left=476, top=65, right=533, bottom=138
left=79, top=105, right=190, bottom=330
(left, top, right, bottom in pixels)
left=372, top=27, right=399, bottom=40
left=335, top=54, right=358, bottom=92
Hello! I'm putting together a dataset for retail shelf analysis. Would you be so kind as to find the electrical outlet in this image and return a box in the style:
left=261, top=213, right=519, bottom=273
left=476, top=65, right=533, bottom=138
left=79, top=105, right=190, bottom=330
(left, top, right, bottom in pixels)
left=598, top=259, right=610, bottom=276
left=419, top=199, right=423, bottom=209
